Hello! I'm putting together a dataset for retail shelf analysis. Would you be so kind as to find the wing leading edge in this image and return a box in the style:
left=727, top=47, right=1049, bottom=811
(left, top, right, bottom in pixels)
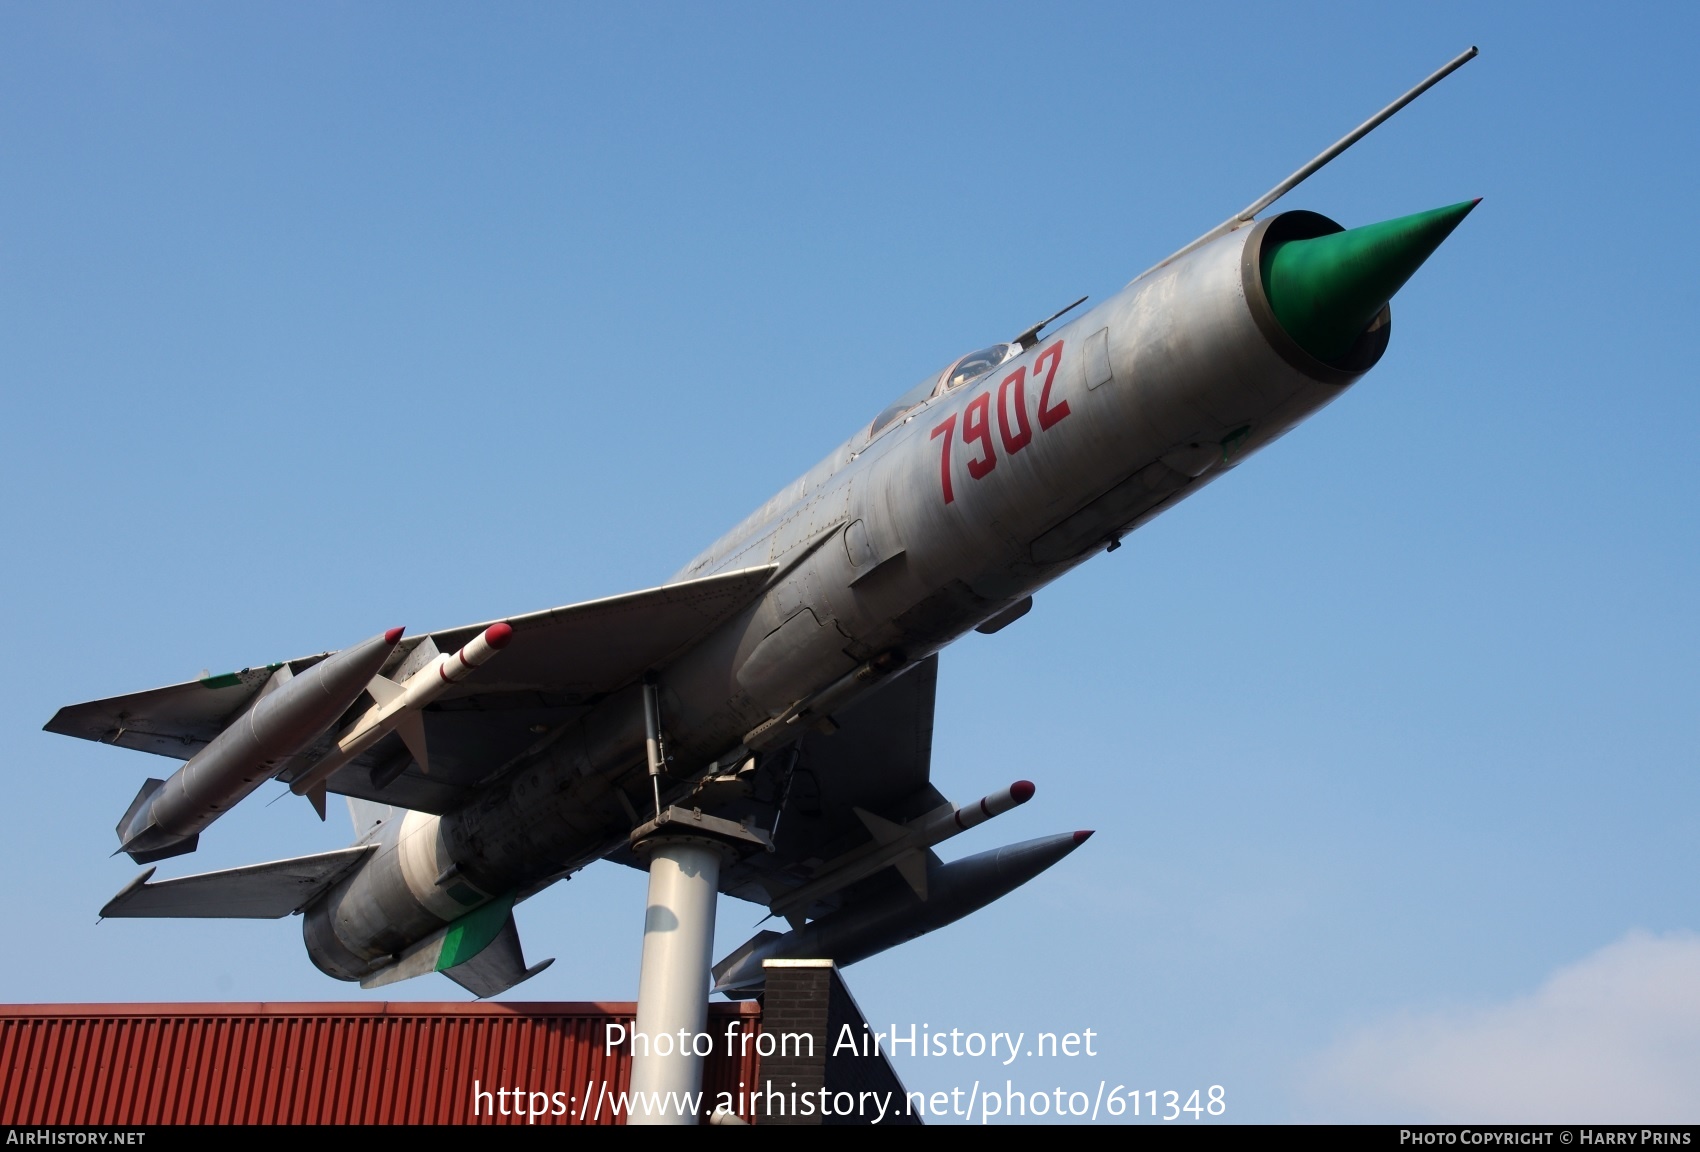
left=99, top=846, right=375, bottom=919
left=47, top=566, right=777, bottom=815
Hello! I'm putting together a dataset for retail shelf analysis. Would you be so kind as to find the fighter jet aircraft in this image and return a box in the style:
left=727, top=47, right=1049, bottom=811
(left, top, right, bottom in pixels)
left=46, top=51, right=1480, bottom=999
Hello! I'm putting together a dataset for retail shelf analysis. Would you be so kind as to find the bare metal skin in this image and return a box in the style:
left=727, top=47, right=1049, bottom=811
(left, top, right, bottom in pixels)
left=53, top=52, right=1479, bottom=992
left=304, top=211, right=1400, bottom=980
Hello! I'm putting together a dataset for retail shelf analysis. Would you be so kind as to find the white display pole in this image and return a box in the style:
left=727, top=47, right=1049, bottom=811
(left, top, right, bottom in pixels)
left=627, top=836, right=724, bottom=1125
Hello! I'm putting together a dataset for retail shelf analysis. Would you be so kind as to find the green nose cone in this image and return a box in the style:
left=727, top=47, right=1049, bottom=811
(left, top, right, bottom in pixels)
left=1261, top=199, right=1479, bottom=364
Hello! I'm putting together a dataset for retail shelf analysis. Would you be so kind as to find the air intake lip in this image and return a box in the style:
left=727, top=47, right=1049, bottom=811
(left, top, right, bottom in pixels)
left=1244, top=201, right=1478, bottom=384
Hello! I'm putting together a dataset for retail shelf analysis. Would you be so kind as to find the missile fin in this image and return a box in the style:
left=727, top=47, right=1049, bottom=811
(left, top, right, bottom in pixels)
left=365, top=674, right=404, bottom=708
left=306, top=783, right=327, bottom=822
left=854, top=807, right=907, bottom=846
left=394, top=709, right=430, bottom=774
left=115, top=777, right=165, bottom=845
left=893, top=851, right=928, bottom=899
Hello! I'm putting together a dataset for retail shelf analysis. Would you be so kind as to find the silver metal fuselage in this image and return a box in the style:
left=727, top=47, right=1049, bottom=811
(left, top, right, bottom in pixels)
left=305, top=211, right=1381, bottom=980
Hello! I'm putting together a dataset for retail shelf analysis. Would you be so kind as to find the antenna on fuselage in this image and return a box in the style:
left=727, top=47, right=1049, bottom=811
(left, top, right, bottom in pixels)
left=1135, top=45, right=1479, bottom=282
left=1012, top=295, right=1090, bottom=349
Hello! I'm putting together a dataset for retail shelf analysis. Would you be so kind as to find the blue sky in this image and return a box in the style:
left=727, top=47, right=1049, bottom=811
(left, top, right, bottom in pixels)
left=3, top=2, right=1696, bottom=1124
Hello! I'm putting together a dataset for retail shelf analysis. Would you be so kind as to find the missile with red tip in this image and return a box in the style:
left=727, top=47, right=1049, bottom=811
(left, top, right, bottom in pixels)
left=768, top=780, right=1036, bottom=922
left=115, top=628, right=404, bottom=864
left=288, top=622, right=514, bottom=810
left=714, top=830, right=1092, bottom=994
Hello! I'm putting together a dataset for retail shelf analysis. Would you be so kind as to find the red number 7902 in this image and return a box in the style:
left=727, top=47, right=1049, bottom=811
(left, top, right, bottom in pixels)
left=931, top=339, right=1069, bottom=505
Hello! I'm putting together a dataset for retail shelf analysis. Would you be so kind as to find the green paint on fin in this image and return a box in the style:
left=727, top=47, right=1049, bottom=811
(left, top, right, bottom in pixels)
left=436, top=892, right=514, bottom=971
left=198, top=672, right=243, bottom=689
left=1261, top=199, right=1478, bottom=364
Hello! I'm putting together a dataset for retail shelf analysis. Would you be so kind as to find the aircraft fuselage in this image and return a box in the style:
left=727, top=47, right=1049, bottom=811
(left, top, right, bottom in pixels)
left=304, top=210, right=1393, bottom=980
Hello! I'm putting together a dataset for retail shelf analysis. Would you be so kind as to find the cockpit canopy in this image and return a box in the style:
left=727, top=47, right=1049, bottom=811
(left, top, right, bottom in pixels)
left=942, top=344, right=1013, bottom=391
left=867, top=343, right=1017, bottom=440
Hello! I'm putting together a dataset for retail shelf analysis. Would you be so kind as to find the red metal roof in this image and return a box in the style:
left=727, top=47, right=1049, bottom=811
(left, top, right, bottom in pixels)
left=0, top=1001, right=763, bottom=1125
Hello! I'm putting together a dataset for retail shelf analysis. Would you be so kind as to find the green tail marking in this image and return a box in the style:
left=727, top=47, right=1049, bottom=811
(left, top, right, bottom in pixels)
left=436, top=892, right=515, bottom=971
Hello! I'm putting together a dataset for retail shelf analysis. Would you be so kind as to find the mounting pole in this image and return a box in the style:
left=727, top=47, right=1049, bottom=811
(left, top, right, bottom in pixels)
left=628, top=807, right=771, bottom=1125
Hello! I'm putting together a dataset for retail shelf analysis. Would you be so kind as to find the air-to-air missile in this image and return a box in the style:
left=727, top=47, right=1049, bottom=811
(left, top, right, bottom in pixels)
left=114, top=628, right=402, bottom=863
left=767, top=780, right=1037, bottom=921
left=58, top=50, right=1483, bottom=1000
left=286, top=622, right=514, bottom=814
left=712, top=832, right=1094, bottom=994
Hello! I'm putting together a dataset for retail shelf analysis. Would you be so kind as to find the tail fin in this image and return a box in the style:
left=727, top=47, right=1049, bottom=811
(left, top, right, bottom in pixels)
left=99, top=845, right=374, bottom=919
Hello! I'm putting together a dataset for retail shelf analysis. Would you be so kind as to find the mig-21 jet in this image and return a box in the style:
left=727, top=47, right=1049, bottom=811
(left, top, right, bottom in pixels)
left=47, top=50, right=1481, bottom=1005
